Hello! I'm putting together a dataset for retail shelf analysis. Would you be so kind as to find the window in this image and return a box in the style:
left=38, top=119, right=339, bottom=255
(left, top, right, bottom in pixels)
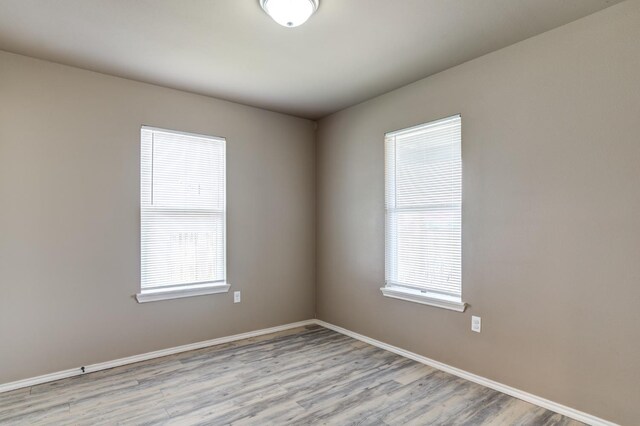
left=137, top=126, right=229, bottom=303
left=382, top=115, right=466, bottom=312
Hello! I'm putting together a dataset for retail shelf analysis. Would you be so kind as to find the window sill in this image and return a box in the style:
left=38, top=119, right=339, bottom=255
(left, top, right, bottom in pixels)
left=380, top=286, right=467, bottom=312
left=136, top=282, right=230, bottom=303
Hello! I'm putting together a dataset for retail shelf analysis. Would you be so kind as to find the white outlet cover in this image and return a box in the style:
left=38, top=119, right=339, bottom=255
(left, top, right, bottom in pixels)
left=234, top=291, right=241, bottom=303
left=471, top=316, right=481, bottom=333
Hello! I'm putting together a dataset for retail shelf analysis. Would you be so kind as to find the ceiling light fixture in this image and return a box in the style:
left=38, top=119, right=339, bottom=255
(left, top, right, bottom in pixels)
left=260, top=0, right=319, bottom=28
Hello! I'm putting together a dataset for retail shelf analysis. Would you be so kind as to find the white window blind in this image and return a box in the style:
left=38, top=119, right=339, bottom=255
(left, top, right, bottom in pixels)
left=140, top=127, right=226, bottom=297
left=384, top=115, right=462, bottom=303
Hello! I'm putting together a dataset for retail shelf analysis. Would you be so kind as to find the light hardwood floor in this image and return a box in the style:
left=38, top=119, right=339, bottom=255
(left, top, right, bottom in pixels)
left=0, top=325, right=582, bottom=425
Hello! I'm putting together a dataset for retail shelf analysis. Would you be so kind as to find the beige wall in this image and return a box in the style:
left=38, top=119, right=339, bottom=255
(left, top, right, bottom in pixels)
left=316, top=1, right=640, bottom=424
left=0, top=51, right=316, bottom=384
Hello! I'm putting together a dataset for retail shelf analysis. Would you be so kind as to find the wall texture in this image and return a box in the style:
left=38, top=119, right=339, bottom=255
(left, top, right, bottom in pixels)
left=0, top=51, right=316, bottom=384
left=316, top=1, right=640, bottom=424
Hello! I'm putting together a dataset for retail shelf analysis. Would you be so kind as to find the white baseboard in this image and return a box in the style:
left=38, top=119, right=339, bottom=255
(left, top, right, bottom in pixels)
left=0, top=319, right=315, bottom=394
left=314, top=320, right=617, bottom=426
left=0, top=318, right=617, bottom=426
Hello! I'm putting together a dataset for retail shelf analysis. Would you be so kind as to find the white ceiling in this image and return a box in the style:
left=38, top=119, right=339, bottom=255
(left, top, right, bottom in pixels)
left=0, top=0, right=622, bottom=119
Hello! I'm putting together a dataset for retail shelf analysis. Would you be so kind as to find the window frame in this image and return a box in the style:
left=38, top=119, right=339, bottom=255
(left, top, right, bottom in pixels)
left=136, top=126, right=229, bottom=303
left=381, top=115, right=467, bottom=312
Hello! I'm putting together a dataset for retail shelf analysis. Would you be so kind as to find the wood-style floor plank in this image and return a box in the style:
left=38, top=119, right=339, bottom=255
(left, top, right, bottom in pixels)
left=0, top=325, right=583, bottom=425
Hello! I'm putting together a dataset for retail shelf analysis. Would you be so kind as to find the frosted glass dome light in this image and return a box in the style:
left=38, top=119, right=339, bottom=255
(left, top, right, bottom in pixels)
left=260, top=0, right=319, bottom=28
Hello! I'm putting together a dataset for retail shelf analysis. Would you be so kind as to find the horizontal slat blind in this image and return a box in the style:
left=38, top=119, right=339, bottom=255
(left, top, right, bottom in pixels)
left=141, top=127, right=226, bottom=292
left=385, top=115, right=462, bottom=298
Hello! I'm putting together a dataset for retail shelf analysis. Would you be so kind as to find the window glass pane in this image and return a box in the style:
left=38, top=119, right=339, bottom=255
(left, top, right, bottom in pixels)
left=151, top=131, right=225, bottom=211
left=141, top=211, right=224, bottom=288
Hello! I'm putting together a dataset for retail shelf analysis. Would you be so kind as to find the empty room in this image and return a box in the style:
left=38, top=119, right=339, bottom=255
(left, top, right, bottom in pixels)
left=0, top=0, right=638, bottom=425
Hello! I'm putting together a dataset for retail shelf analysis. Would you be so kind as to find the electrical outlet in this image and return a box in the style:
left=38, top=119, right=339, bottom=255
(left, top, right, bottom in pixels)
left=471, top=316, right=481, bottom=333
left=234, top=291, right=241, bottom=303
